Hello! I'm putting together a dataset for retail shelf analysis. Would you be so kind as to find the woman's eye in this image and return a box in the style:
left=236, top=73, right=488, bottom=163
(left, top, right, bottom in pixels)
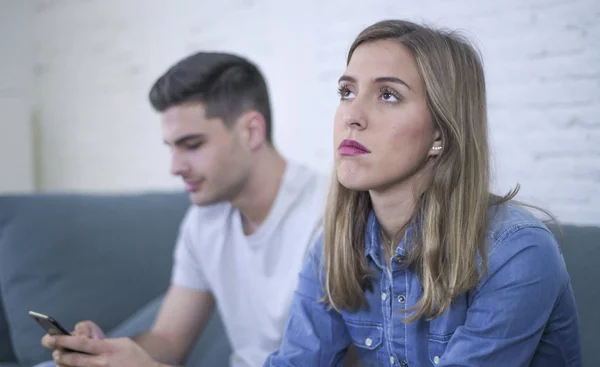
left=338, top=86, right=355, bottom=100
left=380, top=88, right=401, bottom=103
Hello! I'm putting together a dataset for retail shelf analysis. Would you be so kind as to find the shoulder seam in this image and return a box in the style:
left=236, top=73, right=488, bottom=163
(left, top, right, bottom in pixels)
left=488, top=222, right=552, bottom=257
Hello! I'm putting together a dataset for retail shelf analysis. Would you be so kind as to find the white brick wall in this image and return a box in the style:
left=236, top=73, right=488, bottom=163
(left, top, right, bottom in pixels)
left=3, top=0, right=599, bottom=224
left=0, top=1, right=35, bottom=193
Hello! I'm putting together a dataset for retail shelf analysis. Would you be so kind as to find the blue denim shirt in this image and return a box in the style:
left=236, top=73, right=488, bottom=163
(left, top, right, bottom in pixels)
left=265, top=204, right=581, bottom=366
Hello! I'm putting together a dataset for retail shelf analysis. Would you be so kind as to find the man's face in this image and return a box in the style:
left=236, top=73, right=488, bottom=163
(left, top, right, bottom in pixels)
left=161, top=102, right=251, bottom=206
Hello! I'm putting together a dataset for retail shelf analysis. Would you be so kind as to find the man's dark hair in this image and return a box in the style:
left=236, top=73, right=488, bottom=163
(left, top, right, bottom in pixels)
left=149, top=52, right=273, bottom=143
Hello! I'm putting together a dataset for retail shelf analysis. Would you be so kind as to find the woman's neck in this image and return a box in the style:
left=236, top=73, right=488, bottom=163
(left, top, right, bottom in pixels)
left=369, top=176, right=423, bottom=242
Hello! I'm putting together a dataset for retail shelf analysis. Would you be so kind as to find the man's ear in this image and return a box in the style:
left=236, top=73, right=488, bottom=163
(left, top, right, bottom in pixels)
left=237, top=110, right=266, bottom=151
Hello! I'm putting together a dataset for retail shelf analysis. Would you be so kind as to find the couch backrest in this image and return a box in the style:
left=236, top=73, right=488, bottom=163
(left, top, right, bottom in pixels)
left=0, top=297, right=16, bottom=362
left=549, top=223, right=600, bottom=367
left=0, top=192, right=190, bottom=366
left=0, top=195, right=596, bottom=366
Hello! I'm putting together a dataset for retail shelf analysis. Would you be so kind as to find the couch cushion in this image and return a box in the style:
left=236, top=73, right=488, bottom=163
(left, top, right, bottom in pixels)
left=0, top=192, right=190, bottom=367
left=0, top=299, right=16, bottom=362
left=551, top=224, right=600, bottom=367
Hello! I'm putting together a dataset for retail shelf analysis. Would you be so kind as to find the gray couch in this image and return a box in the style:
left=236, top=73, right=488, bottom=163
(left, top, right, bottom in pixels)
left=0, top=192, right=230, bottom=367
left=0, top=193, right=598, bottom=366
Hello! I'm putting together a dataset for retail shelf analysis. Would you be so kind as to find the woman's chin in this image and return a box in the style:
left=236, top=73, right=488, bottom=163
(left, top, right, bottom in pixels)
left=337, top=170, right=372, bottom=192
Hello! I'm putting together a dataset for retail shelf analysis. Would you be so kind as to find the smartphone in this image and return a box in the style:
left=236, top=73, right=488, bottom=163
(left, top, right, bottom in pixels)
left=29, top=311, right=84, bottom=354
left=29, top=311, right=71, bottom=336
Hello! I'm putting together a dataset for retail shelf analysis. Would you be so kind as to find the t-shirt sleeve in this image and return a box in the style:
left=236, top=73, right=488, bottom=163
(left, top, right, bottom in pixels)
left=170, top=210, right=211, bottom=292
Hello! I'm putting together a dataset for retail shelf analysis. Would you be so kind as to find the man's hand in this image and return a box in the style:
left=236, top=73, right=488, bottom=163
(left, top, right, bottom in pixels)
left=41, top=320, right=107, bottom=367
left=72, top=320, right=105, bottom=340
left=44, top=335, right=165, bottom=367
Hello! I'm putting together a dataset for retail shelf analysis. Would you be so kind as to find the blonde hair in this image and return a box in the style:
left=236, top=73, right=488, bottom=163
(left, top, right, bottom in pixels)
left=322, top=19, right=519, bottom=321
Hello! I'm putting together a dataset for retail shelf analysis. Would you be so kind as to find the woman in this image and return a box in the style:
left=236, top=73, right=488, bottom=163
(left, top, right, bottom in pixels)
left=265, top=19, right=581, bottom=366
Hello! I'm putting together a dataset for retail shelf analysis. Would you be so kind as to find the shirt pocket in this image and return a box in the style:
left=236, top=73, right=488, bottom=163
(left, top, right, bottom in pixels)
left=428, top=333, right=451, bottom=365
left=426, top=296, right=466, bottom=364
left=345, top=319, right=384, bottom=363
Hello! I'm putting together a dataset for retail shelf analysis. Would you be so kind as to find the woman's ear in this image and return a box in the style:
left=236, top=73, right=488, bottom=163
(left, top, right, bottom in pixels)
left=429, top=128, right=443, bottom=156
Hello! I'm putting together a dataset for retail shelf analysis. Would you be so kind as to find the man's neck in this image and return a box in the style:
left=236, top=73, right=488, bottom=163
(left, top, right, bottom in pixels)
left=231, top=147, right=287, bottom=235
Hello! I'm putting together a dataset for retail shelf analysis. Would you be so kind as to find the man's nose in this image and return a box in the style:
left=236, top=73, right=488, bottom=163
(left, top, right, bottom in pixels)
left=170, top=152, right=189, bottom=176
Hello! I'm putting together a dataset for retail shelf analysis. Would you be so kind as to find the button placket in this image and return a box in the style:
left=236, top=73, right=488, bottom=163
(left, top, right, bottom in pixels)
left=390, top=268, right=409, bottom=367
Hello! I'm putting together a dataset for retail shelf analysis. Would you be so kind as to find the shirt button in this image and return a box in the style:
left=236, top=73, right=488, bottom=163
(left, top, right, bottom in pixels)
left=381, top=292, right=388, bottom=301
left=364, top=337, right=372, bottom=347
left=397, top=295, right=406, bottom=303
left=433, top=356, right=440, bottom=364
left=394, top=256, right=402, bottom=264
left=401, top=361, right=408, bottom=367
left=390, top=356, right=395, bottom=364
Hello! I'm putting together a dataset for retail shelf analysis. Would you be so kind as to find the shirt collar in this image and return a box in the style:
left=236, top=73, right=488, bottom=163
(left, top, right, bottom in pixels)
left=364, top=210, right=416, bottom=265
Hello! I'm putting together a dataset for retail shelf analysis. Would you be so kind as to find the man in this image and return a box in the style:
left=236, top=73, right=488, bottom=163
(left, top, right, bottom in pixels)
left=39, top=51, right=328, bottom=367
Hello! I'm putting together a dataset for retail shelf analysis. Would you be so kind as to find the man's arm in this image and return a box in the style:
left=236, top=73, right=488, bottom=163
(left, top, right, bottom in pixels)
left=132, top=285, right=215, bottom=366
left=136, top=207, right=215, bottom=365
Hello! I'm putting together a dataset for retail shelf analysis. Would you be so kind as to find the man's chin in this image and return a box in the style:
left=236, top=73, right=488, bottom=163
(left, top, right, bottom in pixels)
left=189, top=192, right=208, bottom=205
left=189, top=191, right=221, bottom=206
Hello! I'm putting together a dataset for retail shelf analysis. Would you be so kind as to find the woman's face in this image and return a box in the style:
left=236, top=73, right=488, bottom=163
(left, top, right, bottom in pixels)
left=334, top=39, right=441, bottom=193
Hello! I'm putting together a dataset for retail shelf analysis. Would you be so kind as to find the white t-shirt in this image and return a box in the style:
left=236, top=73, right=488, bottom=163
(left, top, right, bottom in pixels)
left=171, top=160, right=328, bottom=367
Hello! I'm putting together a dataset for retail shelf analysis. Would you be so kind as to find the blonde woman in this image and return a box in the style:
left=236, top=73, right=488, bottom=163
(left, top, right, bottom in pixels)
left=265, top=19, right=581, bottom=367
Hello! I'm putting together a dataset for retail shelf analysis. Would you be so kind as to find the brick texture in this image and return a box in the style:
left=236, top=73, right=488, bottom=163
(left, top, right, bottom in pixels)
left=10, top=0, right=600, bottom=224
left=0, top=1, right=35, bottom=193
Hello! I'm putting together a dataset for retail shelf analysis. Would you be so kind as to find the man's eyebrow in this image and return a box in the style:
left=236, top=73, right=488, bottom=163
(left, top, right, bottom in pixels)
left=164, top=134, right=205, bottom=146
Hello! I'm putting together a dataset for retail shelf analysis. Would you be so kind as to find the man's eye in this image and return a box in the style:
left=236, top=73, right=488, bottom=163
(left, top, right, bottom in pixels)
left=186, top=142, right=202, bottom=150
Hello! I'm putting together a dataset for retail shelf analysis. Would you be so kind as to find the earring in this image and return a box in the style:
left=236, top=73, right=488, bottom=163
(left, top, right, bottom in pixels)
left=432, top=146, right=443, bottom=151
